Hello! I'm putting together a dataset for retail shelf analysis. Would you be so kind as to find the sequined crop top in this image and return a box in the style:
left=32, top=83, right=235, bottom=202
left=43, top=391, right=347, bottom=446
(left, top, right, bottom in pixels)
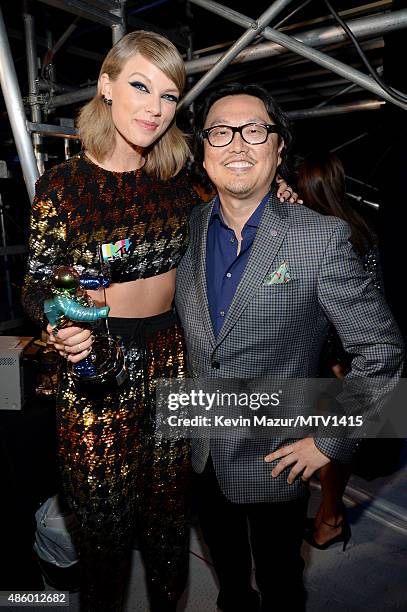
left=22, top=153, right=198, bottom=328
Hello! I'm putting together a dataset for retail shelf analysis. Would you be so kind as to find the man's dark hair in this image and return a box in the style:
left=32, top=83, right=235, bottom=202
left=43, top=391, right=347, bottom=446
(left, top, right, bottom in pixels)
left=192, top=82, right=293, bottom=188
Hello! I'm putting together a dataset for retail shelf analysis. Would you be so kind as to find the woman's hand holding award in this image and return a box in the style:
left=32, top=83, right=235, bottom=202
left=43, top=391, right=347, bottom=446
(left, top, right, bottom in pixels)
left=44, top=266, right=127, bottom=390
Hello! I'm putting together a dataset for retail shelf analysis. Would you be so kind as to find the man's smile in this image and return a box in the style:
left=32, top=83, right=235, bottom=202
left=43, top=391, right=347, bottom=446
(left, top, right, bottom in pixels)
left=224, top=159, right=255, bottom=170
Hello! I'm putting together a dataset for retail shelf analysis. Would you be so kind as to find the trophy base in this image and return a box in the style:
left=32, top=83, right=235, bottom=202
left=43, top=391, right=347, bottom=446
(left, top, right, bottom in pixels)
left=69, top=335, right=128, bottom=391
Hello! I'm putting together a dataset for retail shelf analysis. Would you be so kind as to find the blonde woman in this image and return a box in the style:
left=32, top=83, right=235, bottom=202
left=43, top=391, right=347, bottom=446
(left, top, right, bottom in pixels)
left=22, top=31, right=296, bottom=611
left=23, top=31, right=194, bottom=612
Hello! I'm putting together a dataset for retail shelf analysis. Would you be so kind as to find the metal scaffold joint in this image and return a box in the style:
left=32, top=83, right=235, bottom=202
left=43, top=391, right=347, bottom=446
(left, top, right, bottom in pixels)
left=24, top=93, right=48, bottom=107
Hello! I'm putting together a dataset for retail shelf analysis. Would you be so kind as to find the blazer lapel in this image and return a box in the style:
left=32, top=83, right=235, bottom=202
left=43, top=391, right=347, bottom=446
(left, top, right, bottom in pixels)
left=216, top=193, right=290, bottom=347
left=191, top=199, right=217, bottom=348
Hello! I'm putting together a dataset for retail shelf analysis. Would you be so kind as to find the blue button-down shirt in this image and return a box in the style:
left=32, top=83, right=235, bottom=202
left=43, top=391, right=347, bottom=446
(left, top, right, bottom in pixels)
left=206, top=192, right=270, bottom=336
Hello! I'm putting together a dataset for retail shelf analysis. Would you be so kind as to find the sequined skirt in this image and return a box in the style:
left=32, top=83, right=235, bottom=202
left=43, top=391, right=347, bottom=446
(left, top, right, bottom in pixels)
left=57, top=310, right=191, bottom=612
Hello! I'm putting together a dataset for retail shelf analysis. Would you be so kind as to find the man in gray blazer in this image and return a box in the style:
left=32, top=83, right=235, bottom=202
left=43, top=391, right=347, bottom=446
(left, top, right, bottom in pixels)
left=175, top=83, right=403, bottom=612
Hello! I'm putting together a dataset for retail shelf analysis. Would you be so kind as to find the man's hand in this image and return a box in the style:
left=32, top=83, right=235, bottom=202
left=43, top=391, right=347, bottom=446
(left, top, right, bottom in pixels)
left=264, top=438, right=331, bottom=484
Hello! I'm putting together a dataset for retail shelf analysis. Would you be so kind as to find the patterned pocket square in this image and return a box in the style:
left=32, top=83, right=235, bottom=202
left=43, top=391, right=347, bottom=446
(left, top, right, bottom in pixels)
left=263, top=260, right=291, bottom=285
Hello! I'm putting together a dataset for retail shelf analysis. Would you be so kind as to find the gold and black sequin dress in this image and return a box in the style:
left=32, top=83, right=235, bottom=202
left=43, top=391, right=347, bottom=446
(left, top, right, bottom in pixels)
left=22, top=152, right=198, bottom=612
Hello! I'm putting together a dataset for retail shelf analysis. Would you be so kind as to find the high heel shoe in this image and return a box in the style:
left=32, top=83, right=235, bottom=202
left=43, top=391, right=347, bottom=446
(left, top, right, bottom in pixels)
left=304, top=513, right=351, bottom=551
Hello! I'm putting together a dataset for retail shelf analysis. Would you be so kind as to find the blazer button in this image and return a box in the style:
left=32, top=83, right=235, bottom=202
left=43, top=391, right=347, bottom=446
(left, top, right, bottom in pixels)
left=211, top=361, right=220, bottom=369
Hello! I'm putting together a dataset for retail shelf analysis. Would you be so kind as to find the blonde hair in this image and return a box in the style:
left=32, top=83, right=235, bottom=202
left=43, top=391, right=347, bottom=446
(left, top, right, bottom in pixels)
left=77, top=30, right=189, bottom=180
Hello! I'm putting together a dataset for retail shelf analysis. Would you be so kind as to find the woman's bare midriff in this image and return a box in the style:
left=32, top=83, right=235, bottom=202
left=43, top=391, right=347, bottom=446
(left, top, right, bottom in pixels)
left=87, top=269, right=176, bottom=318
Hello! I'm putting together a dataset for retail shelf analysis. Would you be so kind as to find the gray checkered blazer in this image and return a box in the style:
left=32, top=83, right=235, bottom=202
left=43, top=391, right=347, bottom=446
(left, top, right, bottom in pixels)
left=175, top=189, right=404, bottom=503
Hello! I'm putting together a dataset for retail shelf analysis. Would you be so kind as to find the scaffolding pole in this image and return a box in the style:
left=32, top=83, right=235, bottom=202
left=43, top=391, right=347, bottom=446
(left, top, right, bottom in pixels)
left=111, top=0, right=126, bottom=44
left=0, top=6, right=39, bottom=202
left=1, top=1, right=126, bottom=202
left=49, top=85, right=98, bottom=108
left=186, top=7, right=407, bottom=74
left=287, top=99, right=384, bottom=119
left=27, top=121, right=78, bottom=138
left=37, top=0, right=123, bottom=27
left=179, top=0, right=294, bottom=109
left=189, top=0, right=407, bottom=111
left=23, top=4, right=45, bottom=175
left=48, top=7, right=407, bottom=110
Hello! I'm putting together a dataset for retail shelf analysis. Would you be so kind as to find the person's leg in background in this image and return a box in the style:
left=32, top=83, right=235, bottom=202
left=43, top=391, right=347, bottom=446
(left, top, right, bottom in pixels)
left=310, top=462, right=351, bottom=546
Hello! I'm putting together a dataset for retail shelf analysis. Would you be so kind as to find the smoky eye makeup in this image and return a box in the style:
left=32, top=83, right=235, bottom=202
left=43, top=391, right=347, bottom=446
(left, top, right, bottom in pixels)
left=128, top=80, right=178, bottom=103
left=129, top=80, right=149, bottom=92
left=162, top=93, right=179, bottom=103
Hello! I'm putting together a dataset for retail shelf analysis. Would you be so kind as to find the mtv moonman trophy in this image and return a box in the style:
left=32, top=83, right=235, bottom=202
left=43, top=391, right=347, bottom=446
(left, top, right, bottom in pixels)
left=44, top=266, right=127, bottom=389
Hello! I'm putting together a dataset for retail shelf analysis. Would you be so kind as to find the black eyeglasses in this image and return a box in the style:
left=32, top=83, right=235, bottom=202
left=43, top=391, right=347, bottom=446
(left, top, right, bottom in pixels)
left=201, top=123, right=282, bottom=147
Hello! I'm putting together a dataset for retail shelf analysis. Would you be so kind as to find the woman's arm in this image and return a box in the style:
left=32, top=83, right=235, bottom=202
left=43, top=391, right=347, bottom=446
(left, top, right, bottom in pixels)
left=22, top=172, right=67, bottom=329
left=22, top=171, right=94, bottom=361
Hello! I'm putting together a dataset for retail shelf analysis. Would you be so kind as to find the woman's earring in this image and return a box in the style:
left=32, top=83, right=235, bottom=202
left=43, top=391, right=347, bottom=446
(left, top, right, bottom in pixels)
left=102, top=95, right=112, bottom=106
